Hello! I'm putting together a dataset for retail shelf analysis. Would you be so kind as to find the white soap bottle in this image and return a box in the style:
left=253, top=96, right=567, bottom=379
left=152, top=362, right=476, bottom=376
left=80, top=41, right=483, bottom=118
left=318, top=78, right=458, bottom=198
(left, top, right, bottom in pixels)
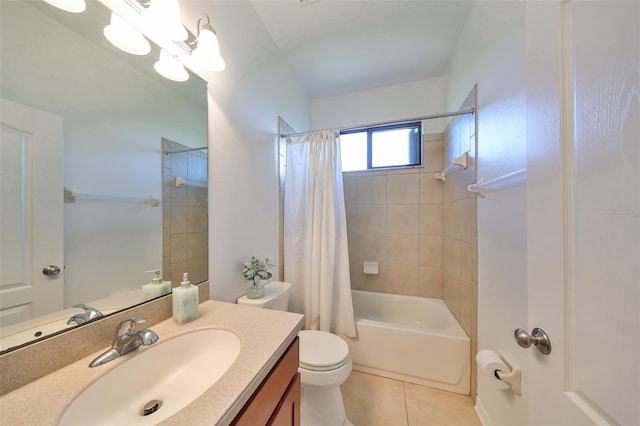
left=172, top=272, right=199, bottom=325
left=142, top=269, right=172, bottom=301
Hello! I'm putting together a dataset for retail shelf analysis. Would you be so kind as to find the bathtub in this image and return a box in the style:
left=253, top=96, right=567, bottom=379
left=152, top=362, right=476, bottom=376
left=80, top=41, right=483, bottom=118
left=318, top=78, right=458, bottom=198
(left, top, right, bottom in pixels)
left=343, top=290, right=470, bottom=395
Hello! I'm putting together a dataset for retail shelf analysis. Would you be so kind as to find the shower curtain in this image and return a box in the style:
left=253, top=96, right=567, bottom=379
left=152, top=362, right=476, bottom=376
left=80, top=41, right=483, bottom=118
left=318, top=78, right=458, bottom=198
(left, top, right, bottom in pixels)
left=284, top=130, right=356, bottom=337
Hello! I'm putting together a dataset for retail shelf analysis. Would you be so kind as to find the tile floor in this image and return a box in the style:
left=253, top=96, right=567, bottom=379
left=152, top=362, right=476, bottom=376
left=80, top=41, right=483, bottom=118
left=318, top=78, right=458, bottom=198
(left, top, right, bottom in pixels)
left=341, top=371, right=482, bottom=426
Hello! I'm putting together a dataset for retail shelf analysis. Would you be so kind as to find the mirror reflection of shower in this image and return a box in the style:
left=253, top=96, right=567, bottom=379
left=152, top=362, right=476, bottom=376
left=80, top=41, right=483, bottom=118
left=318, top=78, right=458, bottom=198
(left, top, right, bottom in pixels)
left=162, top=138, right=209, bottom=286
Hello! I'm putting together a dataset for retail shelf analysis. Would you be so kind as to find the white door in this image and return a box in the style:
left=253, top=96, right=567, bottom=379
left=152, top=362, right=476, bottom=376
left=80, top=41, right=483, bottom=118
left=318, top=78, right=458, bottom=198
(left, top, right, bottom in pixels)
left=526, top=1, right=639, bottom=424
left=0, top=99, right=64, bottom=327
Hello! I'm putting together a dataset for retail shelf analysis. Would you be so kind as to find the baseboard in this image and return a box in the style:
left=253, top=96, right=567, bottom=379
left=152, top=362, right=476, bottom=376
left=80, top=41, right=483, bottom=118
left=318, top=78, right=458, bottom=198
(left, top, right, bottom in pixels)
left=474, top=395, right=492, bottom=426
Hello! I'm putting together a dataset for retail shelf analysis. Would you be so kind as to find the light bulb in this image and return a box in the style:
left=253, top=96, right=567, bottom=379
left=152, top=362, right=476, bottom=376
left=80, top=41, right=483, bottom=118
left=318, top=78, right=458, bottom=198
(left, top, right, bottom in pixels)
left=154, top=50, right=189, bottom=82
left=192, top=28, right=226, bottom=71
left=144, top=0, right=187, bottom=41
left=103, top=13, right=151, bottom=56
left=42, top=0, right=86, bottom=13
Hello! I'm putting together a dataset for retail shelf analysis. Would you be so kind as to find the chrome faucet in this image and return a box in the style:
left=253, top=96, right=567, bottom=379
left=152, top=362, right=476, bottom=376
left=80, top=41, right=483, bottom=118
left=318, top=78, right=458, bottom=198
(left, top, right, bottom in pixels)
left=67, top=304, right=104, bottom=325
left=89, top=316, right=159, bottom=368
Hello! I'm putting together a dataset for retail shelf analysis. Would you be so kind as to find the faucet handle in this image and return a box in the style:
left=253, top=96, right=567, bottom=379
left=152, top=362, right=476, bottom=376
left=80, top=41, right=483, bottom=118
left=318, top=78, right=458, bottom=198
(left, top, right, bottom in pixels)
left=115, top=316, right=146, bottom=337
left=72, top=303, right=104, bottom=320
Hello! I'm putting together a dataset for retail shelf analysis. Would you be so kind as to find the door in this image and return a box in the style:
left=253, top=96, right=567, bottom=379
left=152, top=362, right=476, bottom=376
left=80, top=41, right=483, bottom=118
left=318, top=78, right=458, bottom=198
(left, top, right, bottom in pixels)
left=526, top=1, right=639, bottom=424
left=0, top=99, right=64, bottom=326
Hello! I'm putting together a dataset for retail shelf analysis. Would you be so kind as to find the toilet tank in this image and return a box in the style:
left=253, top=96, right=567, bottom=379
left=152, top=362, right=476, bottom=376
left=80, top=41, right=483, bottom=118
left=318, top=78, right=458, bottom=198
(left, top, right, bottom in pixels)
left=236, top=281, right=292, bottom=311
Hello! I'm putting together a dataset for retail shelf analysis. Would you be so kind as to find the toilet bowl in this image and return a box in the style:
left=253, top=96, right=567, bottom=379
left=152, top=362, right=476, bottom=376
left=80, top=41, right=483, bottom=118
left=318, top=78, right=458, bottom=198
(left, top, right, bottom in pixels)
left=237, top=281, right=352, bottom=426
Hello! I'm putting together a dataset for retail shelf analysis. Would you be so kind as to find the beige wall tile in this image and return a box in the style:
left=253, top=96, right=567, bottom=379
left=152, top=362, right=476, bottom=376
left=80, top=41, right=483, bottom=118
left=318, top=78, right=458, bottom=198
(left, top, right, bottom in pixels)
left=187, top=206, right=207, bottom=233
left=170, top=260, right=188, bottom=286
left=442, top=278, right=462, bottom=322
left=163, top=226, right=170, bottom=257
left=187, top=186, right=207, bottom=207
left=443, top=237, right=471, bottom=288
left=170, top=234, right=188, bottom=263
left=419, top=235, right=442, bottom=267
left=170, top=185, right=187, bottom=207
left=187, top=232, right=207, bottom=259
left=420, top=173, right=443, bottom=204
left=170, top=206, right=187, bottom=234
left=354, top=204, right=387, bottom=234
left=419, top=204, right=443, bottom=235
left=420, top=266, right=442, bottom=298
left=387, top=173, right=420, bottom=204
left=349, top=233, right=387, bottom=265
left=387, top=204, right=419, bottom=235
left=345, top=204, right=358, bottom=232
left=162, top=256, right=170, bottom=281
left=422, top=141, right=444, bottom=172
left=386, top=263, right=420, bottom=296
left=386, top=234, right=419, bottom=265
left=357, top=174, right=387, bottom=204
left=357, top=264, right=389, bottom=293
left=186, top=257, right=208, bottom=285
left=444, top=198, right=474, bottom=243
left=163, top=168, right=171, bottom=200
left=343, top=175, right=357, bottom=205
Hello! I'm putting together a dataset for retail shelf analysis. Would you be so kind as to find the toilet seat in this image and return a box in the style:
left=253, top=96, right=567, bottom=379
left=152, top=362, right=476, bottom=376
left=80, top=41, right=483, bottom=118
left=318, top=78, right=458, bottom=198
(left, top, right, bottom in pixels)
left=298, top=330, right=350, bottom=372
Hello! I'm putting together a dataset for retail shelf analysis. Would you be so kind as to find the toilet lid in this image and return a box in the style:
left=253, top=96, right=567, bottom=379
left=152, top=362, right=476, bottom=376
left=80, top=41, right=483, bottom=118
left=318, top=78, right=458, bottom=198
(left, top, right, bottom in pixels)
left=298, top=330, right=350, bottom=371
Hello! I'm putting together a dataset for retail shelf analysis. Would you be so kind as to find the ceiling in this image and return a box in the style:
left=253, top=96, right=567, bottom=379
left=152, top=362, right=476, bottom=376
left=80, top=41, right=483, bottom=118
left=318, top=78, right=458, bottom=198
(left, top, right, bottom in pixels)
left=248, top=0, right=473, bottom=98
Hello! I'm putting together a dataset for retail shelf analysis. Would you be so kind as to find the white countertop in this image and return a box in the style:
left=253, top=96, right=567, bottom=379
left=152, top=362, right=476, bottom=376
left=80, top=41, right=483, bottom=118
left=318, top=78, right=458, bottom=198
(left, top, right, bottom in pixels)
left=0, top=300, right=304, bottom=425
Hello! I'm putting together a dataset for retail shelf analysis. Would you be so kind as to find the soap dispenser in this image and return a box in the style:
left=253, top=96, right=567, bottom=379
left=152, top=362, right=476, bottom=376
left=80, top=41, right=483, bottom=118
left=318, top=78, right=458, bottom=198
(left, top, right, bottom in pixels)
left=172, top=272, right=199, bottom=325
left=142, top=269, right=172, bottom=301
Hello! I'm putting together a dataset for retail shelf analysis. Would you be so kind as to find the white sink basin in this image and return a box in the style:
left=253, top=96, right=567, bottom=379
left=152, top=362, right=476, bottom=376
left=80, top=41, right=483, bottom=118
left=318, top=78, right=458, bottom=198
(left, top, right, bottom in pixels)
left=59, top=329, right=241, bottom=425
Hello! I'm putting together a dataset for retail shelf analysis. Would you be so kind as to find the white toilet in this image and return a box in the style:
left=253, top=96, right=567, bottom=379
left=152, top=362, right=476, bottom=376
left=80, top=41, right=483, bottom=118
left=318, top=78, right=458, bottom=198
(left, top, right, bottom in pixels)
left=237, top=281, right=352, bottom=426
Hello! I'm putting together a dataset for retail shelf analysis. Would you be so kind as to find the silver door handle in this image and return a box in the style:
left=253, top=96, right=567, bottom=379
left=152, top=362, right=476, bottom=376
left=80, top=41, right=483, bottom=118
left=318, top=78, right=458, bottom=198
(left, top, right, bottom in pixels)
left=42, top=265, right=61, bottom=276
left=514, top=327, right=551, bottom=355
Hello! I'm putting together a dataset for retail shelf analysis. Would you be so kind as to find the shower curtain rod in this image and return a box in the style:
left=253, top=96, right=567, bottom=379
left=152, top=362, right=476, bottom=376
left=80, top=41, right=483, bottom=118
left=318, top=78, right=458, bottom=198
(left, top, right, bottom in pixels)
left=279, top=108, right=475, bottom=139
left=164, top=146, right=208, bottom=155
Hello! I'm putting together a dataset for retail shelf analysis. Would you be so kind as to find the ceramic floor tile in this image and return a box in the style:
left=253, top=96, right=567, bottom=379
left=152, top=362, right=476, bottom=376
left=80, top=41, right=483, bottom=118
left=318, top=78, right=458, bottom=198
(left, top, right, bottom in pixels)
left=404, top=382, right=481, bottom=426
left=341, top=371, right=408, bottom=426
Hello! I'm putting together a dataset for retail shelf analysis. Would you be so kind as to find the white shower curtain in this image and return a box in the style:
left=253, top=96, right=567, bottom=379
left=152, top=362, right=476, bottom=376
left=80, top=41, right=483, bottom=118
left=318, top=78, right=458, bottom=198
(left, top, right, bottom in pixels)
left=284, top=130, right=356, bottom=337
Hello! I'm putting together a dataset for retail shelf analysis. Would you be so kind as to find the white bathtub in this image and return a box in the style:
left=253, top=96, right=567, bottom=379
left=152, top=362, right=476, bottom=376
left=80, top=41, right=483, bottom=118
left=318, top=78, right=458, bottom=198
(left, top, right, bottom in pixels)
left=343, top=290, right=470, bottom=395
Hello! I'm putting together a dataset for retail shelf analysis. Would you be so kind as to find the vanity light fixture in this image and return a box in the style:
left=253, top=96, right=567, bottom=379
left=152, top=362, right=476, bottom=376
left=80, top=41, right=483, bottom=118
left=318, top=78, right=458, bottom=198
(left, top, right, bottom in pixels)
left=103, top=12, right=151, bottom=55
left=154, top=50, right=189, bottom=82
left=191, top=14, right=226, bottom=72
left=42, top=0, right=86, bottom=13
left=142, top=0, right=188, bottom=42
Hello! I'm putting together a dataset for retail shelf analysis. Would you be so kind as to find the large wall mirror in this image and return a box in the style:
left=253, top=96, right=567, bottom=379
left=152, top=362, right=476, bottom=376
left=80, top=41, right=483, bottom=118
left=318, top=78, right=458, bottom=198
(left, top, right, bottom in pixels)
left=0, top=0, right=208, bottom=353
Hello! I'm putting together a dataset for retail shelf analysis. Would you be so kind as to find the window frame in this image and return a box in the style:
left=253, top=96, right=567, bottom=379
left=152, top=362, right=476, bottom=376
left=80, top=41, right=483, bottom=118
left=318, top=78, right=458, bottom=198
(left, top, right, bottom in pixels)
left=340, top=121, right=423, bottom=172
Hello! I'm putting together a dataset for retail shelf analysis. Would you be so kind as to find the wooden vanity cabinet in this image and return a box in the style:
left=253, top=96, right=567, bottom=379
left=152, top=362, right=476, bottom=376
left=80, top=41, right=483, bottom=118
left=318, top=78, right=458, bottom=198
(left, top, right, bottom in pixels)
left=233, top=337, right=300, bottom=426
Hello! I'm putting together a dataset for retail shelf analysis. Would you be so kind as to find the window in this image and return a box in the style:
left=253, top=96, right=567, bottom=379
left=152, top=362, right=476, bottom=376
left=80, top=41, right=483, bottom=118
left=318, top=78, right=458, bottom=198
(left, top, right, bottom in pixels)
left=340, top=122, right=422, bottom=172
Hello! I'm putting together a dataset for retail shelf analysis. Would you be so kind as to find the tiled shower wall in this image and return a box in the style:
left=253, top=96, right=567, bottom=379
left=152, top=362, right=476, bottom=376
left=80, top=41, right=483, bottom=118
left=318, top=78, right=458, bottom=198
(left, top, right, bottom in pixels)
left=344, top=134, right=445, bottom=297
left=442, top=89, right=478, bottom=400
left=162, top=138, right=209, bottom=286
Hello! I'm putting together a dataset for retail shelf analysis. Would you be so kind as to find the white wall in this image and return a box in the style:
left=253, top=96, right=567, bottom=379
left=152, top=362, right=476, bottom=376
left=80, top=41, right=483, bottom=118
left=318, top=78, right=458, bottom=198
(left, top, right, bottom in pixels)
left=179, top=1, right=310, bottom=303
left=445, top=1, right=528, bottom=424
left=311, top=76, right=447, bottom=133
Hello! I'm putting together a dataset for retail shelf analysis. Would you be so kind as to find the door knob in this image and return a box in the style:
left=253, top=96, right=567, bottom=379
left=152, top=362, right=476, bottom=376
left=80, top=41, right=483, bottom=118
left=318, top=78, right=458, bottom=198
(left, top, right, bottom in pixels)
left=514, top=327, right=551, bottom=355
left=42, top=265, right=61, bottom=276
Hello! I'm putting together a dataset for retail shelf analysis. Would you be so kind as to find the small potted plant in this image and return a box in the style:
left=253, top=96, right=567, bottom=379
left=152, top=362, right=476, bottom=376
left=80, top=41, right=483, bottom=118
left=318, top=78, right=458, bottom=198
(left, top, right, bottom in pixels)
left=242, top=256, right=274, bottom=299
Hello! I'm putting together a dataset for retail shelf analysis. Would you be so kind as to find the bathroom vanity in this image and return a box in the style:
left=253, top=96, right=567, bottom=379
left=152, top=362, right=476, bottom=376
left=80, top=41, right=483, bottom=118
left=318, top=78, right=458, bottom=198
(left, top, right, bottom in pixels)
left=0, top=300, right=304, bottom=425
